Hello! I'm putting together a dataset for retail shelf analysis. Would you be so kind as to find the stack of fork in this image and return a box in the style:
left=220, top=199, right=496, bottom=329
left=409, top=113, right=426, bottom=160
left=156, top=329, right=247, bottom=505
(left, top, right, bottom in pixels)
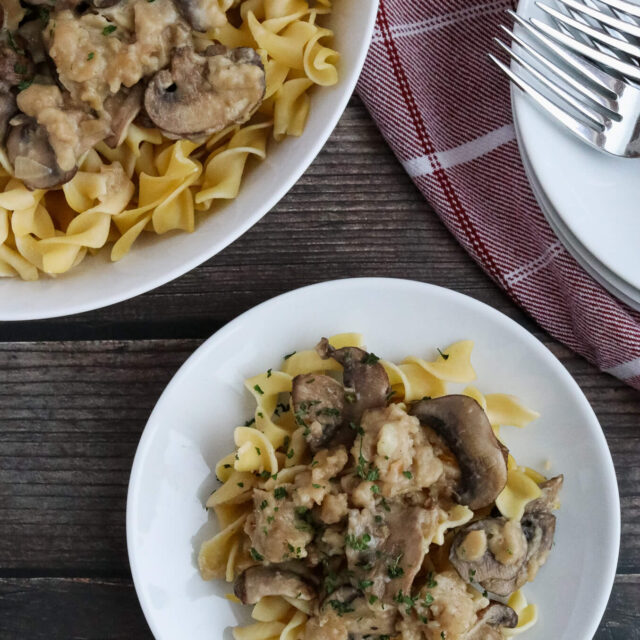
left=491, top=0, right=640, bottom=157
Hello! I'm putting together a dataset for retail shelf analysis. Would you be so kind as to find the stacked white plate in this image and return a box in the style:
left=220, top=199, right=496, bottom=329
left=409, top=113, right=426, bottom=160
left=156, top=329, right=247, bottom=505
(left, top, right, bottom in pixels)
left=514, top=0, right=640, bottom=311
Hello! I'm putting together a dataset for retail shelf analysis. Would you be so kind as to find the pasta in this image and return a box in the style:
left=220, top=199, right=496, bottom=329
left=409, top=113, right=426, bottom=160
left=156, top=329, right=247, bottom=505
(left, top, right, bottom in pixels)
left=0, top=0, right=339, bottom=280
left=198, top=336, right=562, bottom=639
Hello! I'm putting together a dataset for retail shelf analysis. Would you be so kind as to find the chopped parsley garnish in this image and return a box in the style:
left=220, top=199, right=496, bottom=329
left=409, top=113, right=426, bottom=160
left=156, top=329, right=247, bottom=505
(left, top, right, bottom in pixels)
left=441, top=633, right=446, bottom=640
left=312, top=483, right=321, bottom=489
left=259, top=500, right=268, bottom=510
left=345, top=533, right=371, bottom=550
left=250, top=547, right=263, bottom=561
left=386, top=389, right=396, bottom=402
left=469, top=568, right=476, bottom=582
left=368, top=594, right=378, bottom=604
left=361, top=352, right=380, bottom=365
left=358, top=579, right=374, bottom=590
left=286, top=449, right=294, bottom=459
left=427, top=572, right=438, bottom=588
left=7, top=31, right=25, bottom=55
left=349, top=421, right=364, bottom=436
left=283, top=351, right=296, bottom=360
left=274, top=487, right=288, bottom=500
left=318, top=407, right=341, bottom=417
left=344, top=391, right=357, bottom=404
left=402, top=470, right=413, bottom=479
left=437, top=348, right=449, bottom=360
left=370, top=484, right=379, bottom=494
left=237, top=482, right=244, bottom=488
left=387, top=553, right=404, bottom=578
left=380, top=497, right=391, bottom=512
left=17, top=78, right=33, bottom=91
left=311, top=460, right=319, bottom=467
left=393, top=590, right=416, bottom=613
left=255, top=447, right=261, bottom=456
left=223, top=463, right=231, bottom=469
left=244, top=417, right=255, bottom=427
left=374, top=515, right=383, bottom=523
left=253, top=384, right=264, bottom=395
left=266, top=368, right=272, bottom=378
left=102, top=24, right=117, bottom=35
left=13, top=63, right=26, bottom=74
left=328, top=600, right=354, bottom=616
left=295, top=506, right=309, bottom=516
left=259, top=470, right=271, bottom=479
left=482, top=590, right=488, bottom=598
left=266, top=516, right=274, bottom=524
left=423, top=593, right=434, bottom=606
left=324, top=572, right=338, bottom=595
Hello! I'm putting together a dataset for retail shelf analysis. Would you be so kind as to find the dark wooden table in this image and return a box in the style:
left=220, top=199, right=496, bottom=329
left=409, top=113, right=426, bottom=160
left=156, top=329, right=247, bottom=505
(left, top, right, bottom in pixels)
left=0, top=95, right=638, bottom=639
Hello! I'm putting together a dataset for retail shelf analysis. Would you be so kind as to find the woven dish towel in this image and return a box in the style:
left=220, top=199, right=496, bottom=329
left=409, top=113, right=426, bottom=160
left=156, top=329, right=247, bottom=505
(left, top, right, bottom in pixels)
left=356, top=0, right=640, bottom=389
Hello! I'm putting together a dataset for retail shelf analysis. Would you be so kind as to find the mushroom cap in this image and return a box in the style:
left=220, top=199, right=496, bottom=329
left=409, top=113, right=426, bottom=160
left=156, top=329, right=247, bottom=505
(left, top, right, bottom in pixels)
left=6, top=116, right=76, bottom=189
left=467, top=601, right=519, bottom=640
left=409, top=395, right=508, bottom=510
left=103, top=83, right=143, bottom=149
left=524, top=474, right=564, bottom=514
left=316, top=338, right=391, bottom=426
left=291, top=373, right=346, bottom=453
left=233, top=566, right=316, bottom=605
left=144, top=45, right=265, bottom=138
left=0, top=92, right=17, bottom=143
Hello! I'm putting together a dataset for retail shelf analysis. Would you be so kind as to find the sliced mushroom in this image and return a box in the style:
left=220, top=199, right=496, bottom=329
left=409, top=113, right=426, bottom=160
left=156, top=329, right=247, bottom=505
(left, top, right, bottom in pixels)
left=316, top=338, right=391, bottom=426
left=0, top=42, right=35, bottom=93
left=409, top=395, right=508, bottom=510
left=449, top=517, right=528, bottom=597
left=292, top=373, right=346, bottom=453
left=103, top=83, right=143, bottom=148
left=449, top=511, right=556, bottom=596
left=234, top=565, right=316, bottom=605
left=17, top=19, right=47, bottom=64
left=173, top=0, right=228, bottom=31
left=467, top=602, right=518, bottom=640
left=6, top=116, right=76, bottom=189
left=524, top=474, right=563, bottom=514
left=144, top=45, right=265, bottom=138
left=0, top=92, right=17, bottom=142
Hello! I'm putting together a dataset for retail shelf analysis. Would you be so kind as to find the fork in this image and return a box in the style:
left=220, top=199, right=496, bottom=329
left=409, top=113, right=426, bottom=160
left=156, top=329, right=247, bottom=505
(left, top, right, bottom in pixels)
left=489, top=2, right=640, bottom=157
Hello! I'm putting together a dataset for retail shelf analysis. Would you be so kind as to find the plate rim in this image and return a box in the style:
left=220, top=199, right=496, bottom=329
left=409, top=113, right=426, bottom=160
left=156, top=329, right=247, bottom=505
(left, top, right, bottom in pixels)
left=126, top=277, right=621, bottom=640
left=0, top=1, right=380, bottom=321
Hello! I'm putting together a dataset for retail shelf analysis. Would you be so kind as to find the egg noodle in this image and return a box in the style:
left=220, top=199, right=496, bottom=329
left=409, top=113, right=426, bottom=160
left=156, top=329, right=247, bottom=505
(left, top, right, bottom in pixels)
left=199, top=334, right=553, bottom=639
left=0, top=0, right=338, bottom=280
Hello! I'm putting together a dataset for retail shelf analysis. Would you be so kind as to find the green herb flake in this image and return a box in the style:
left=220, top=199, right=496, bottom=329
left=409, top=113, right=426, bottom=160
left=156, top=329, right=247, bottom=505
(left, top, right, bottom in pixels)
left=249, top=547, right=264, bottom=561
left=311, top=460, right=319, bottom=467
left=437, top=348, right=449, bottom=360
left=244, top=417, right=256, bottom=427
left=344, top=391, right=357, bottom=404
left=361, top=352, right=380, bottom=365
left=286, top=449, right=294, bottom=459
left=469, top=568, right=476, bottom=582
left=266, top=368, right=272, bottom=378
left=17, top=78, right=33, bottom=92
left=312, top=483, right=321, bottom=489
left=237, top=482, right=244, bottom=488
left=328, top=600, right=354, bottom=616
left=274, top=487, right=288, bottom=500
left=223, top=463, right=231, bottom=469
left=358, top=579, right=373, bottom=590
left=368, top=594, right=378, bottom=605
left=259, top=500, right=268, bottom=510
left=253, top=384, right=264, bottom=395
left=345, top=532, right=371, bottom=551
left=370, top=484, right=379, bottom=494
left=402, top=470, right=413, bottom=479
left=102, top=24, right=117, bottom=35
left=259, top=470, right=271, bottom=479
left=283, top=351, right=296, bottom=360
left=318, top=407, right=341, bottom=417
left=255, top=447, right=261, bottom=456
left=423, top=593, right=434, bottom=606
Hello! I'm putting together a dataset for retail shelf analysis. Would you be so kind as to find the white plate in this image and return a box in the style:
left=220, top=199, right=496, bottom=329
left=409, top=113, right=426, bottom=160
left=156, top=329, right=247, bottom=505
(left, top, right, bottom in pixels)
left=515, top=113, right=640, bottom=311
left=514, top=0, right=640, bottom=294
left=127, top=278, right=620, bottom=640
left=0, top=1, right=379, bottom=321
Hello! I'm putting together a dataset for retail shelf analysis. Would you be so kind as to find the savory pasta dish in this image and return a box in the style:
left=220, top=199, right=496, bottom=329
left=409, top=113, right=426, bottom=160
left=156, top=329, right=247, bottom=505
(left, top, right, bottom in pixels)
left=198, top=334, right=563, bottom=640
left=0, top=0, right=338, bottom=279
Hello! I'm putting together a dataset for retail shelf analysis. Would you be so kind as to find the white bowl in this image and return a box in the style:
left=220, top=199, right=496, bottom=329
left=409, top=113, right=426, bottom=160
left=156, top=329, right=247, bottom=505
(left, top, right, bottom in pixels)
left=127, top=277, right=620, bottom=640
left=0, top=2, right=379, bottom=320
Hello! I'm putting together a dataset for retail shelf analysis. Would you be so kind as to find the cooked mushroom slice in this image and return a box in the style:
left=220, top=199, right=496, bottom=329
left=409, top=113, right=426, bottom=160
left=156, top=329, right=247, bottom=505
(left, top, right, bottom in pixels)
left=144, top=45, right=265, bottom=138
left=17, top=19, right=47, bottom=64
left=450, top=511, right=556, bottom=596
left=173, top=0, right=228, bottom=32
left=467, top=602, right=518, bottom=640
left=0, top=92, right=17, bottom=142
left=449, top=517, right=528, bottom=597
left=6, top=117, right=76, bottom=189
left=316, top=338, right=391, bottom=425
left=292, top=373, right=346, bottom=452
left=524, top=474, right=563, bottom=514
left=103, top=84, right=143, bottom=148
left=409, top=395, right=508, bottom=510
left=0, top=42, right=35, bottom=93
left=234, top=566, right=316, bottom=605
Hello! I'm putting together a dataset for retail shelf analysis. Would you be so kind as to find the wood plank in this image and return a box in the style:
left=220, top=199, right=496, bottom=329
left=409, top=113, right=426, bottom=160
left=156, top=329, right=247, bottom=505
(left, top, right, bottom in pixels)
left=0, top=339, right=638, bottom=576
left=0, top=576, right=638, bottom=639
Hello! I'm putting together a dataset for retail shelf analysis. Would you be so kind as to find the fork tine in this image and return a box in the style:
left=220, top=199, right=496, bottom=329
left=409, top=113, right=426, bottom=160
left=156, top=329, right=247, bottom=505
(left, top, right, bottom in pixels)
left=556, top=0, right=640, bottom=39
left=489, top=53, right=601, bottom=147
left=536, top=1, right=640, bottom=57
left=508, top=10, right=620, bottom=93
left=531, top=15, right=640, bottom=80
left=597, top=0, right=640, bottom=19
left=500, top=25, right=619, bottom=112
left=494, top=37, right=608, bottom=125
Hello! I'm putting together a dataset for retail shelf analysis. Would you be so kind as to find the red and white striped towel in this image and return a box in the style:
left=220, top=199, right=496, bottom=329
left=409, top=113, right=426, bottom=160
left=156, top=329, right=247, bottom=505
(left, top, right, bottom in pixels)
left=356, top=0, right=640, bottom=389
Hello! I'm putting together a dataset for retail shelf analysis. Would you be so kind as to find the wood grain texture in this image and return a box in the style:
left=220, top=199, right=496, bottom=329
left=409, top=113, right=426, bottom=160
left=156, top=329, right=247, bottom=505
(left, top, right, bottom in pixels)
left=1, top=96, right=639, bottom=637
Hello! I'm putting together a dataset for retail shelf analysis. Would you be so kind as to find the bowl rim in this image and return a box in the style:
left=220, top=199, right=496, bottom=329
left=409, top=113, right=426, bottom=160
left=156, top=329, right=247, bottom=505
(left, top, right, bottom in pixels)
left=126, top=276, right=621, bottom=640
left=0, top=2, right=380, bottom=321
